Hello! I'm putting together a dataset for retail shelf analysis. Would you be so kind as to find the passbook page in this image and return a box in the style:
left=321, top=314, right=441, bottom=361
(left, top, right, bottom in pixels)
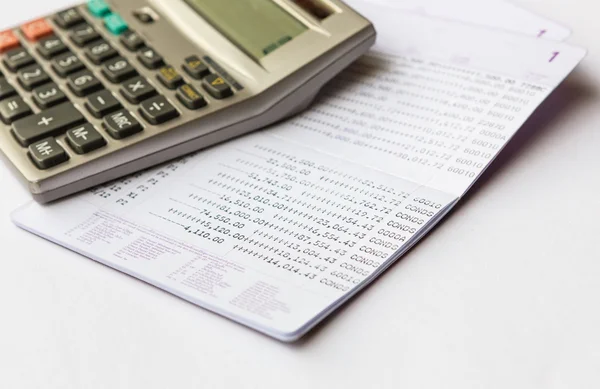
left=12, top=5, right=585, bottom=340
left=362, top=0, right=571, bottom=40
left=14, top=136, right=457, bottom=340
left=275, top=2, right=585, bottom=196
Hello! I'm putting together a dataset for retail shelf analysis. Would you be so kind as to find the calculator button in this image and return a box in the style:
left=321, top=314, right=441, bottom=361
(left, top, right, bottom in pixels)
left=21, top=19, right=54, bottom=42
left=12, top=103, right=86, bottom=146
left=133, top=9, right=155, bottom=24
left=103, top=109, right=143, bottom=139
left=37, top=35, right=68, bottom=59
left=0, top=97, right=32, bottom=124
left=54, top=8, right=84, bottom=29
left=104, top=13, right=128, bottom=35
left=85, top=40, right=118, bottom=65
left=70, top=24, right=101, bottom=47
left=101, top=56, right=137, bottom=83
left=28, top=137, right=69, bottom=169
left=52, top=51, right=85, bottom=77
left=139, top=96, right=180, bottom=125
left=66, top=123, right=106, bottom=154
left=177, top=84, right=207, bottom=110
left=137, top=47, right=164, bottom=69
left=67, top=70, right=103, bottom=97
left=120, top=76, right=157, bottom=103
left=120, top=30, right=144, bottom=51
left=202, top=74, right=233, bottom=99
left=32, top=83, right=68, bottom=109
left=18, top=64, right=50, bottom=91
left=0, top=79, right=17, bottom=100
left=183, top=56, right=210, bottom=79
left=3, top=47, right=35, bottom=72
left=88, top=0, right=112, bottom=17
left=85, top=90, right=121, bottom=118
left=157, top=66, right=184, bottom=90
left=0, top=30, right=20, bottom=53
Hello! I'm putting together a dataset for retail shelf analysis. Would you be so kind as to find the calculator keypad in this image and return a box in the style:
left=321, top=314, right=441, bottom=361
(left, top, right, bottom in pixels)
left=0, top=2, right=241, bottom=176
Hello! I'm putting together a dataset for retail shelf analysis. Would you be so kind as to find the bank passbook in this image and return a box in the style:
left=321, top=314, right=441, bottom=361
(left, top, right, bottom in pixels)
left=12, top=2, right=585, bottom=341
left=0, top=0, right=375, bottom=203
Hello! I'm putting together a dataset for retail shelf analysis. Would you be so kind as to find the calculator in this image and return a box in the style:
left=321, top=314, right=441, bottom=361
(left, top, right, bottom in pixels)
left=0, top=0, right=375, bottom=203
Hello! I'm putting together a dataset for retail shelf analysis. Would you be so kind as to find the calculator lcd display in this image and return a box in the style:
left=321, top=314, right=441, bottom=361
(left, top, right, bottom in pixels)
left=185, top=0, right=308, bottom=60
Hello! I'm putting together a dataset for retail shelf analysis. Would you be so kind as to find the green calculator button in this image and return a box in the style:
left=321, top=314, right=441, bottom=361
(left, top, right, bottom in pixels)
left=87, top=0, right=111, bottom=17
left=104, top=14, right=128, bottom=35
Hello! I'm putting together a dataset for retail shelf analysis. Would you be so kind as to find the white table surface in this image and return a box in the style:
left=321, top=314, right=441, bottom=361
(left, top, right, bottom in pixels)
left=1, top=1, right=599, bottom=388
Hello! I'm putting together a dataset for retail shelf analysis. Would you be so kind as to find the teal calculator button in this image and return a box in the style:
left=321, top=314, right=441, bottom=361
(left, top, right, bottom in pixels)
left=87, top=0, right=111, bottom=17
left=104, top=14, right=128, bottom=35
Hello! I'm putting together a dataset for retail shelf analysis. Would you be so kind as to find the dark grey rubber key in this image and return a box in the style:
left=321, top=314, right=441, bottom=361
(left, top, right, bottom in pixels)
left=70, top=24, right=100, bottom=47
left=0, top=78, right=17, bottom=100
left=17, top=64, right=50, bottom=91
left=139, top=95, right=180, bottom=125
left=3, top=47, right=35, bottom=72
left=32, top=83, right=68, bottom=109
left=54, top=8, right=84, bottom=29
left=120, top=76, right=157, bottom=103
left=0, top=97, right=32, bottom=124
left=67, top=70, right=103, bottom=97
left=52, top=51, right=86, bottom=77
left=28, top=137, right=69, bottom=169
left=37, top=35, right=69, bottom=59
left=12, top=103, right=86, bottom=146
left=66, top=124, right=106, bottom=154
left=103, top=109, right=143, bottom=139
left=85, top=90, right=122, bottom=118
left=84, top=40, right=118, bottom=65
left=101, top=56, right=137, bottom=83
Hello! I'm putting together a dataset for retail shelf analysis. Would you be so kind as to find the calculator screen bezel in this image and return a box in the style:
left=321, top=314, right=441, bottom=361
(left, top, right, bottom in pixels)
left=149, top=0, right=368, bottom=93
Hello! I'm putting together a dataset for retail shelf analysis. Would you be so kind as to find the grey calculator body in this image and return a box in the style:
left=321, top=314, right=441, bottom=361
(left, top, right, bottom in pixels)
left=0, top=0, right=375, bottom=203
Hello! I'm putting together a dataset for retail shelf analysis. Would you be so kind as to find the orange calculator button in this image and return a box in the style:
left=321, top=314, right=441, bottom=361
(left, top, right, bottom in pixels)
left=21, top=19, right=53, bottom=42
left=0, top=30, right=20, bottom=53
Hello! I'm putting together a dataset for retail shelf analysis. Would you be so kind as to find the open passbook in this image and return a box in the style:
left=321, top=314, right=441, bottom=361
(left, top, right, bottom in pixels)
left=12, top=1, right=585, bottom=341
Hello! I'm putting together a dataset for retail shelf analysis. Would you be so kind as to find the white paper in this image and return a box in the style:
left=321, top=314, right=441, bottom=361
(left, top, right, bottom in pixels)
left=359, top=0, right=571, bottom=40
left=12, top=6, right=585, bottom=341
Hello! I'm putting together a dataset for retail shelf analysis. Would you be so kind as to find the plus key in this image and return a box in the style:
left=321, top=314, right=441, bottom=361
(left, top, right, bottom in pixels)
left=12, top=103, right=86, bottom=146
